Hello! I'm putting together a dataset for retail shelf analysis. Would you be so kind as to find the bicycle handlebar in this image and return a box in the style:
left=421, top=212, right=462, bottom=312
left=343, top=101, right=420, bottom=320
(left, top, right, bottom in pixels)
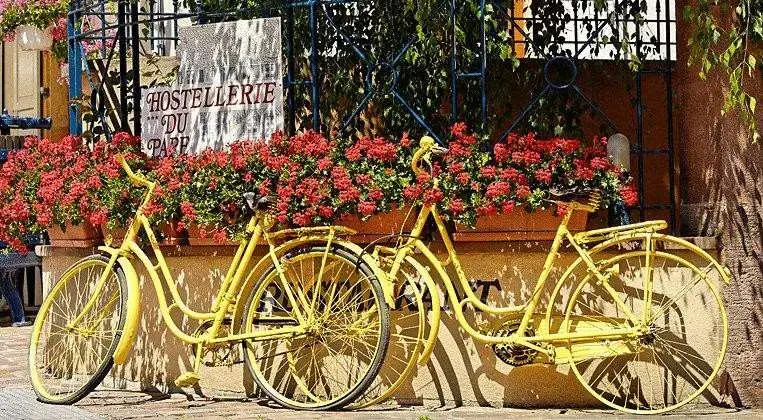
left=115, top=154, right=155, bottom=189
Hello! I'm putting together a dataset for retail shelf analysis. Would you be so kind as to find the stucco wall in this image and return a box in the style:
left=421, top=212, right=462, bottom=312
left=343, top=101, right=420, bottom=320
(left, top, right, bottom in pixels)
left=676, top=0, right=763, bottom=407
left=40, top=240, right=729, bottom=408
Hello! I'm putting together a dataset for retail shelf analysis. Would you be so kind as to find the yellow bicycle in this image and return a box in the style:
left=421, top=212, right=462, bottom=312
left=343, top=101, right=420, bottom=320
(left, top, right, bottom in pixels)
left=29, top=155, right=391, bottom=410
left=356, top=137, right=730, bottom=414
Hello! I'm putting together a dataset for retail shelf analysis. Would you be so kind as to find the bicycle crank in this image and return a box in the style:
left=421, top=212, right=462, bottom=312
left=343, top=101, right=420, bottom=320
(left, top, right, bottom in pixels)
left=491, top=321, right=539, bottom=366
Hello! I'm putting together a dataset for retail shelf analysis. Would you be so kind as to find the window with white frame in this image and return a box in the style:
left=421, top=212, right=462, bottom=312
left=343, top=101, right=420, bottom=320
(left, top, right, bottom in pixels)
left=510, top=0, right=677, bottom=61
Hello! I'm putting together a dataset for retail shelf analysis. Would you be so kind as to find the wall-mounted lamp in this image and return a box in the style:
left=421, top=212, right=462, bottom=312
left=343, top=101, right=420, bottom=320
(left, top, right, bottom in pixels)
left=607, top=133, right=631, bottom=173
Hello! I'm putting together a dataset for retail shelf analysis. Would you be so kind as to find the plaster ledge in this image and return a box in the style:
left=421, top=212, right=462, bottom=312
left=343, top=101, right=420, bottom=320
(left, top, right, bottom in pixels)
left=35, top=236, right=720, bottom=258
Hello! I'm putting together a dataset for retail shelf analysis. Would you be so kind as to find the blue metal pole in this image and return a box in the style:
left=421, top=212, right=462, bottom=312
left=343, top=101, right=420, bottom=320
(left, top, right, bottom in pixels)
left=308, top=1, right=320, bottom=131
left=450, top=0, right=458, bottom=121
left=67, top=1, right=83, bottom=135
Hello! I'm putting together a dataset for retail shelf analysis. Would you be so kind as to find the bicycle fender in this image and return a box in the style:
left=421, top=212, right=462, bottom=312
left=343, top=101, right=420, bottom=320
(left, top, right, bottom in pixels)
left=402, top=255, right=441, bottom=366
left=113, top=256, right=140, bottom=365
left=98, top=246, right=141, bottom=365
left=653, top=234, right=732, bottom=284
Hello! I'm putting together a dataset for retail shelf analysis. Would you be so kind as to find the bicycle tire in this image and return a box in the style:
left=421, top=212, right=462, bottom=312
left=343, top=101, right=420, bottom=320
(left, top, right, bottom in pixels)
left=564, top=246, right=728, bottom=414
left=350, top=254, right=433, bottom=409
left=242, top=245, right=390, bottom=410
left=29, top=255, right=127, bottom=405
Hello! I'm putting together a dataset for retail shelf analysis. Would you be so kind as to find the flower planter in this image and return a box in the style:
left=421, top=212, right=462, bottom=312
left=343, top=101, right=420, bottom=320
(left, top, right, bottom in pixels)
left=159, top=222, right=187, bottom=246
left=48, top=222, right=102, bottom=247
left=453, top=209, right=589, bottom=242
left=186, top=224, right=238, bottom=246
left=16, top=25, right=53, bottom=51
left=101, top=225, right=129, bottom=247
left=339, top=206, right=417, bottom=242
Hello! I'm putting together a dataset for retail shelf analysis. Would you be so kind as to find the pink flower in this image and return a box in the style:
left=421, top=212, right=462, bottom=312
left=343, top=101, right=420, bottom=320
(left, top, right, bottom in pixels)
left=448, top=199, right=466, bottom=215
left=501, top=200, right=516, bottom=214
left=534, top=168, right=552, bottom=184
left=620, top=185, right=639, bottom=207
left=486, top=181, right=511, bottom=199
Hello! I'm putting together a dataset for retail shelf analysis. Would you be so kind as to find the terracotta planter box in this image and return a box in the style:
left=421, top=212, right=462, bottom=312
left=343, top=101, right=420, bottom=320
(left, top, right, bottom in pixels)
left=339, top=207, right=417, bottom=239
left=454, top=209, right=588, bottom=242
left=159, top=222, right=187, bottom=246
left=48, top=222, right=102, bottom=247
left=186, top=224, right=238, bottom=246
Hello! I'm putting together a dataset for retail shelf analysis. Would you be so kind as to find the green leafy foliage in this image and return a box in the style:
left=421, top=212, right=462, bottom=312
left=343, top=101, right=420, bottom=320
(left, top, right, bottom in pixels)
left=685, top=0, right=762, bottom=142
left=0, top=0, right=68, bottom=36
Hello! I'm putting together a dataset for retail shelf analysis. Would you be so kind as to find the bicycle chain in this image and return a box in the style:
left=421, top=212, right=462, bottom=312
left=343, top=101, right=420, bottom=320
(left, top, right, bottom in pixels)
left=491, top=322, right=539, bottom=367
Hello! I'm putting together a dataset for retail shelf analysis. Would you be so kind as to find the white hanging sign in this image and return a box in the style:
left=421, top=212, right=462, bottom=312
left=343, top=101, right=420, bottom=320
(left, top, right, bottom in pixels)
left=141, top=17, right=283, bottom=158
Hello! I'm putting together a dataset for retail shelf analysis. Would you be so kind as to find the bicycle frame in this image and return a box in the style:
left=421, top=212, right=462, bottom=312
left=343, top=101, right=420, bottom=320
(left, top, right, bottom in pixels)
left=389, top=203, right=640, bottom=355
left=70, top=156, right=353, bottom=373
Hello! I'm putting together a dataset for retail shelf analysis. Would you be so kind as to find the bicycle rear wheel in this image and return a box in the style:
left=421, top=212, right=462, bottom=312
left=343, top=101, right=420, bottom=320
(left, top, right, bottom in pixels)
left=242, top=246, right=389, bottom=410
left=29, top=255, right=127, bottom=405
left=564, top=242, right=728, bottom=414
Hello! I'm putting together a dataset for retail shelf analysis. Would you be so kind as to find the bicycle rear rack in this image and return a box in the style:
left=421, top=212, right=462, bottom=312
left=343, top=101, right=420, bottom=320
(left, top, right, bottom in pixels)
left=573, top=220, right=669, bottom=245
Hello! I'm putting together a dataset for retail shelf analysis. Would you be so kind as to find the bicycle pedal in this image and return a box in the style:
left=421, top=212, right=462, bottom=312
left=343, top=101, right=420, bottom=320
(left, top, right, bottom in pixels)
left=174, top=372, right=201, bottom=387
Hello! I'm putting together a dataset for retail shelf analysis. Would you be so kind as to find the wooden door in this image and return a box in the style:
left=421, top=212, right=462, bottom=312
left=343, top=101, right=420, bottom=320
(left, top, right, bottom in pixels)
left=3, top=40, right=41, bottom=137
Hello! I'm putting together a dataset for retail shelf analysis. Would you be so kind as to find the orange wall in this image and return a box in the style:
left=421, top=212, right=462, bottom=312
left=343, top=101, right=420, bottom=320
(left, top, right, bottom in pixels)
left=41, top=53, right=69, bottom=141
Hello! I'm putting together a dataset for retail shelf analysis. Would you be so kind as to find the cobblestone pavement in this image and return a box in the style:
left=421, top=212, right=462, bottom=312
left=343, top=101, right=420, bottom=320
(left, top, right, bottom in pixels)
left=0, top=321, right=30, bottom=390
left=0, top=325, right=757, bottom=419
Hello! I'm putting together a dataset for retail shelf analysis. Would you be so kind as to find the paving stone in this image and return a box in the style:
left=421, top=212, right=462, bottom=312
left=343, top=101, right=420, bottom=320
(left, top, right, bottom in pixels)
left=0, top=324, right=32, bottom=389
left=0, top=388, right=101, bottom=419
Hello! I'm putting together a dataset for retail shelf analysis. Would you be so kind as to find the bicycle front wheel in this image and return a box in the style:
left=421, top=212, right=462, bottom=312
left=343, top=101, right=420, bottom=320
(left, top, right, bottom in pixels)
left=242, top=246, right=389, bottom=410
left=564, top=243, right=728, bottom=414
left=29, top=255, right=127, bottom=405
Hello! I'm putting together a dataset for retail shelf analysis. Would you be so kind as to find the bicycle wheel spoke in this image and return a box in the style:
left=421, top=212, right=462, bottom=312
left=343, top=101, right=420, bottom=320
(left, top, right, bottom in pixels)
left=649, top=274, right=704, bottom=322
